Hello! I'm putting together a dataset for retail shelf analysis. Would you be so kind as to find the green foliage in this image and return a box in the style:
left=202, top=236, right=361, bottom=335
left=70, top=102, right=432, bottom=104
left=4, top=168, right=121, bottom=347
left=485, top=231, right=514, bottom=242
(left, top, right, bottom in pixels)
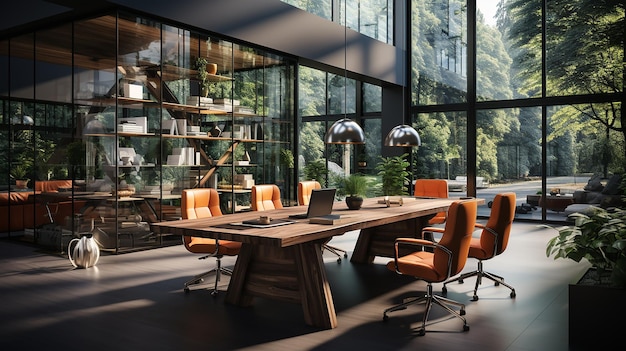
left=303, top=159, right=328, bottom=187
left=280, top=149, right=294, bottom=169
left=376, top=154, right=410, bottom=196
left=194, top=57, right=216, bottom=97
left=546, top=207, right=626, bottom=288
left=10, top=163, right=31, bottom=180
left=337, top=174, right=369, bottom=198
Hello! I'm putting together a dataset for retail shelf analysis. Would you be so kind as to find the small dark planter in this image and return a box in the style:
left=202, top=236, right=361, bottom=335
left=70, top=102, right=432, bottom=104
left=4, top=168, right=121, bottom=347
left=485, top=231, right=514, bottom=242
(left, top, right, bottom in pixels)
left=569, top=268, right=626, bottom=350
left=345, top=196, right=363, bottom=210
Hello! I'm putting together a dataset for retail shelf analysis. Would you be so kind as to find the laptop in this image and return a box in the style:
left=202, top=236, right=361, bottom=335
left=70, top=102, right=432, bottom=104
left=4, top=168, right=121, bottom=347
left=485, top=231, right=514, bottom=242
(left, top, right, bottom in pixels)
left=289, top=188, right=337, bottom=219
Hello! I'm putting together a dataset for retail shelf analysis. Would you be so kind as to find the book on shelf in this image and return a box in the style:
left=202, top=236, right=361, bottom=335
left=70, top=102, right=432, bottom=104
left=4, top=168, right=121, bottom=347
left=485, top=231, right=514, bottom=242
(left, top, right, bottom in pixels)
left=213, top=98, right=240, bottom=106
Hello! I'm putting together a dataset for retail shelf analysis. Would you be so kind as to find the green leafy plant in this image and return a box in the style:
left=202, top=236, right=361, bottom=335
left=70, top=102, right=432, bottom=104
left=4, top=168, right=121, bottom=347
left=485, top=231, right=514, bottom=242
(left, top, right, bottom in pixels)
left=304, top=159, right=328, bottom=187
left=338, top=174, right=369, bottom=198
left=376, top=154, right=410, bottom=196
left=546, top=207, right=626, bottom=288
left=280, top=149, right=294, bottom=169
left=10, top=163, right=31, bottom=180
left=195, top=57, right=215, bottom=97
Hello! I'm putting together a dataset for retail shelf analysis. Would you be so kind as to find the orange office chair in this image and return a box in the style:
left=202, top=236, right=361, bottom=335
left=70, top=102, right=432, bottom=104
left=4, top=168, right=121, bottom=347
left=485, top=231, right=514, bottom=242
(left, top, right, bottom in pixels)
left=442, top=192, right=517, bottom=301
left=298, top=180, right=347, bottom=263
left=383, top=199, right=477, bottom=336
left=251, top=184, right=283, bottom=211
left=181, top=188, right=242, bottom=296
left=414, top=179, right=449, bottom=225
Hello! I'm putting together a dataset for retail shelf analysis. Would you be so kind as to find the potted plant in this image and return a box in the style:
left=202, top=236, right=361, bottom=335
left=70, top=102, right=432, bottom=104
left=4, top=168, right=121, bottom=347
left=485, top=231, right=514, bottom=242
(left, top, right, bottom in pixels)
left=546, top=205, right=626, bottom=348
left=194, top=57, right=216, bottom=98
left=10, top=164, right=31, bottom=189
left=375, top=154, right=410, bottom=196
left=339, top=174, right=368, bottom=210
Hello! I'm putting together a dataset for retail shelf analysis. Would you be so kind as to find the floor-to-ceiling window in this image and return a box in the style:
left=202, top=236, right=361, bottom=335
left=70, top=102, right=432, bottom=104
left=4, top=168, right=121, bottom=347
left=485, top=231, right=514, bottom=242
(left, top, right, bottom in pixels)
left=411, top=0, right=624, bottom=221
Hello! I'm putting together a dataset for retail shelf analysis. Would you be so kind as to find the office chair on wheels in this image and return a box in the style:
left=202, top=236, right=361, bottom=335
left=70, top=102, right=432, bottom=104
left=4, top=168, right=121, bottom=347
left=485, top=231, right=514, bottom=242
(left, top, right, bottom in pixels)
left=181, top=188, right=241, bottom=296
left=383, top=200, right=477, bottom=336
left=298, top=180, right=347, bottom=263
left=442, top=192, right=517, bottom=301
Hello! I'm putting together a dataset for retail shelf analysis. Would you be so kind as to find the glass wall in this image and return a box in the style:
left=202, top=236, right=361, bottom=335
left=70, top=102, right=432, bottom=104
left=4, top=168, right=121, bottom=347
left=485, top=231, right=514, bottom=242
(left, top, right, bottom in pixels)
left=412, top=0, right=624, bottom=221
left=0, top=11, right=296, bottom=250
left=282, top=0, right=394, bottom=44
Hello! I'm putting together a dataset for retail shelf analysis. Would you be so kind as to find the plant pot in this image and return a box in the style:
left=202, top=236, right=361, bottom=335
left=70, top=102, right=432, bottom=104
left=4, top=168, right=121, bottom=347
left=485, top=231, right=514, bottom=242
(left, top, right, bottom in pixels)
left=15, top=179, right=29, bottom=189
left=345, top=196, right=363, bottom=210
left=568, top=268, right=625, bottom=350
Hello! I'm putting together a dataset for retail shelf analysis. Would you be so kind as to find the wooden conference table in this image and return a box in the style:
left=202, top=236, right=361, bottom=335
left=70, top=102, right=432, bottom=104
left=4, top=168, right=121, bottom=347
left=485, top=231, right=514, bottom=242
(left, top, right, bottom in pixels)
left=151, top=196, right=480, bottom=329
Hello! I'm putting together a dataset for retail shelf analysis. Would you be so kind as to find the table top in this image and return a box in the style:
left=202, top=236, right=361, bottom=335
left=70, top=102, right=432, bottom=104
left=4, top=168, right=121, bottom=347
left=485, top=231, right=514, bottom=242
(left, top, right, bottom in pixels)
left=151, top=196, right=481, bottom=248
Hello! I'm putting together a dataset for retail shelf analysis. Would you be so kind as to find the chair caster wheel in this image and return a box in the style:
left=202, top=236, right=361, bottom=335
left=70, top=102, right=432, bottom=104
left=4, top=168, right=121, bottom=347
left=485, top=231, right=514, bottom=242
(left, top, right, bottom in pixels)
left=458, top=279, right=464, bottom=284
left=495, top=281, right=500, bottom=286
left=210, top=290, right=218, bottom=297
left=184, top=287, right=190, bottom=293
left=383, top=314, right=389, bottom=322
left=510, top=291, right=516, bottom=298
left=337, top=258, right=342, bottom=263
left=417, top=329, right=425, bottom=336
left=471, top=295, right=479, bottom=301
left=463, top=325, right=470, bottom=332
left=460, top=309, right=466, bottom=316
left=442, top=286, right=448, bottom=295
left=343, top=253, right=348, bottom=258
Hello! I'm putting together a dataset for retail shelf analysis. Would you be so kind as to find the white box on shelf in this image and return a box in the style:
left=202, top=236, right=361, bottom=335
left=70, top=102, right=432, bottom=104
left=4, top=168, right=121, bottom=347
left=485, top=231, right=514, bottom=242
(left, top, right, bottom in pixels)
left=119, top=117, right=147, bottom=134
left=162, top=119, right=178, bottom=135
left=123, top=83, right=143, bottom=99
left=166, top=155, right=183, bottom=165
left=176, top=119, right=187, bottom=136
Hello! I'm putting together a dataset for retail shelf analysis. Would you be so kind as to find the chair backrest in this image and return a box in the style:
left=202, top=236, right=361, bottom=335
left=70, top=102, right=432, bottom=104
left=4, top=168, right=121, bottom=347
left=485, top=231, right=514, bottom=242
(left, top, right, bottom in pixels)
left=414, top=179, right=449, bottom=198
left=414, top=179, right=449, bottom=224
left=434, top=200, right=477, bottom=279
left=251, top=184, right=283, bottom=211
left=298, top=180, right=321, bottom=206
left=181, top=188, right=222, bottom=220
left=480, top=192, right=516, bottom=256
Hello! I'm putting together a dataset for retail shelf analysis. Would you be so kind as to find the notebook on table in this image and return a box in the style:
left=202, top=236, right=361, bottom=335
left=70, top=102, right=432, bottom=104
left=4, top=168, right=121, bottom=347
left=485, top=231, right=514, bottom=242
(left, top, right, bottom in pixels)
left=289, top=188, right=337, bottom=219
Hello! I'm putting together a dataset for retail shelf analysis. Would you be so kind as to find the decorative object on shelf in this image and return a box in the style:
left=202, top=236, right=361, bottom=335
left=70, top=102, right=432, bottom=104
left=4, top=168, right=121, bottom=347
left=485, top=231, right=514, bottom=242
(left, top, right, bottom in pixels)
left=549, top=188, right=561, bottom=196
left=207, top=63, right=218, bottom=75
left=210, top=124, right=222, bottom=137
left=68, top=234, right=100, bottom=269
left=195, top=57, right=216, bottom=98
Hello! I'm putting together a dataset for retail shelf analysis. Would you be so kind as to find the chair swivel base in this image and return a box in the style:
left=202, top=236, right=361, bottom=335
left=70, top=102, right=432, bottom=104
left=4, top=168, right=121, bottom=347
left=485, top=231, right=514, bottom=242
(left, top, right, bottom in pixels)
left=383, top=284, right=469, bottom=336
left=184, top=261, right=232, bottom=296
left=323, top=244, right=348, bottom=263
left=442, top=261, right=516, bottom=301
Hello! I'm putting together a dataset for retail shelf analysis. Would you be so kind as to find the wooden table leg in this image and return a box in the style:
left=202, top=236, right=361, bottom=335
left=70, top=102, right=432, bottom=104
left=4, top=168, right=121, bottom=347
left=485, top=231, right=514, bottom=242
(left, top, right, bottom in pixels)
left=350, top=216, right=432, bottom=264
left=224, top=241, right=337, bottom=329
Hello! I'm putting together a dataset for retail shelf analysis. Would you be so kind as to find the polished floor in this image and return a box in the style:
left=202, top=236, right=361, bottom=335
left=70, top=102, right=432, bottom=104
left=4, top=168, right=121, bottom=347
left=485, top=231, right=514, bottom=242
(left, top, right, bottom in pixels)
left=0, top=221, right=588, bottom=351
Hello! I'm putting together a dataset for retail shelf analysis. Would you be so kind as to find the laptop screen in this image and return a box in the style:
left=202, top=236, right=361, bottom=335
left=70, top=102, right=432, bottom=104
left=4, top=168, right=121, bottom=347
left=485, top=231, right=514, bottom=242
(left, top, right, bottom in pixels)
left=303, top=188, right=336, bottom=218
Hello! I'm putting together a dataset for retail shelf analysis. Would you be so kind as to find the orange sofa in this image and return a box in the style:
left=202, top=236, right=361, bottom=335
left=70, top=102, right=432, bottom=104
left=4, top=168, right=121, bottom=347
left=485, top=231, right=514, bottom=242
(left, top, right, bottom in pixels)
left=0, top=180, right=85, bottom=233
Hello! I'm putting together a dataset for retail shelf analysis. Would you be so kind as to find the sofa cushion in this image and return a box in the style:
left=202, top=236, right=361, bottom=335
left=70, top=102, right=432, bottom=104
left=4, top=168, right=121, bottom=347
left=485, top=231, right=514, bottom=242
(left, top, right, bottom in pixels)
left=0, top=191, right=32, bottom=205
left=34, top=180, right=73, bottom=193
